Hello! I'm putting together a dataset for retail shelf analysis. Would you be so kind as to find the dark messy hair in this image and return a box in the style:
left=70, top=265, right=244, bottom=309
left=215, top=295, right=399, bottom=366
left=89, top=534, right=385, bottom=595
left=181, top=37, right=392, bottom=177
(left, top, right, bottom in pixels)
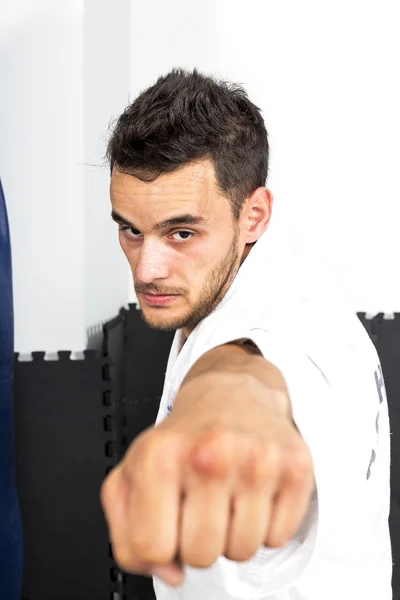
left=106, top=68, right=269, bottom=219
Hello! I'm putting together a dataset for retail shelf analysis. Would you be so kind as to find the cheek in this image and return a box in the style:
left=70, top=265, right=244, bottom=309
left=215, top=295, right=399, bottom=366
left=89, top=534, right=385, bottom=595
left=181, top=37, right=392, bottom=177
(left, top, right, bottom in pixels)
left=187, top=261, right=211, bottom=293
left=192, top=239, right=227, bottom=272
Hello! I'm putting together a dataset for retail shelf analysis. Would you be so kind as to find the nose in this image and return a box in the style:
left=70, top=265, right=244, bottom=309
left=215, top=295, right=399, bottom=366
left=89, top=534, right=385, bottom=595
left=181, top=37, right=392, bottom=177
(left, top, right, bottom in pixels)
left=135, top=240, right=170, bottom=284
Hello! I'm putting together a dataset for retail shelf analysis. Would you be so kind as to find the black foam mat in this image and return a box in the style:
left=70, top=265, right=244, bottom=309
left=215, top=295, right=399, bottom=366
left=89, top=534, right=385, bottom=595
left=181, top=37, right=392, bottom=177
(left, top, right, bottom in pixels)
left=121, top=304, right=173, bottom=442
left=14, top=350, right=116, bottom=600
left=358, top=313, right=400, bottom=597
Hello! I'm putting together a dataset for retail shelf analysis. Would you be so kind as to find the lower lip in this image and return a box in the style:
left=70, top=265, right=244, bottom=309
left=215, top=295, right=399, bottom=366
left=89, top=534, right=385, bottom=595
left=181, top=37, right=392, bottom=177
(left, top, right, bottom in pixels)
left=142, top=293, right=179, bottom=306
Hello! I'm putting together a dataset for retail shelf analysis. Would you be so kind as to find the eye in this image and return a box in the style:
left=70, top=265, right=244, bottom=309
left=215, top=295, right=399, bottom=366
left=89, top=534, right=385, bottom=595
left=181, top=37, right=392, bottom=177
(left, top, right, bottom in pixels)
left=119, top=226, right=142, bottom=239
left=171, top=231, right=194, bottom=242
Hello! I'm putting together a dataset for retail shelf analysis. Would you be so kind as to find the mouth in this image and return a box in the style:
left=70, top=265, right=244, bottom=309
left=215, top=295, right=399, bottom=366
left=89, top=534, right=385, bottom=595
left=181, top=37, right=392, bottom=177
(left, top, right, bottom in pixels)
left=141, top=292, right=180, bottom=307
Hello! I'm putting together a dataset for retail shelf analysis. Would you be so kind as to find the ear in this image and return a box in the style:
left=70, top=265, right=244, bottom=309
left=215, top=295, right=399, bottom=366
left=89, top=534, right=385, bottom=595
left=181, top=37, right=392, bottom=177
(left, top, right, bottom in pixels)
left=242, top=187, right=273, bottom=243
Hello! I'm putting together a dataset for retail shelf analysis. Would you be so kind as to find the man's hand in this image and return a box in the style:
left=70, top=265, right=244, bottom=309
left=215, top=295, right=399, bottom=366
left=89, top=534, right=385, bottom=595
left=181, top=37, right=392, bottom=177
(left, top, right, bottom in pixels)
left=100, top=368, right=315, bottom=587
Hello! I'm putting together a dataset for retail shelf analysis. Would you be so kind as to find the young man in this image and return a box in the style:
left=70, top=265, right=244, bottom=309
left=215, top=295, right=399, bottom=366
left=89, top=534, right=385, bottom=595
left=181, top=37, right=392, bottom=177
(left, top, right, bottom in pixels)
left=100, top=68, right=392, bottom=600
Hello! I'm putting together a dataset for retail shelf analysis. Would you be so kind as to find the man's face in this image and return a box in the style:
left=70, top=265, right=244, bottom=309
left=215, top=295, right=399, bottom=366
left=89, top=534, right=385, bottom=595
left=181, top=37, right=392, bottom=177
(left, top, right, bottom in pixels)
left=110, top=161, right=248, bottom=335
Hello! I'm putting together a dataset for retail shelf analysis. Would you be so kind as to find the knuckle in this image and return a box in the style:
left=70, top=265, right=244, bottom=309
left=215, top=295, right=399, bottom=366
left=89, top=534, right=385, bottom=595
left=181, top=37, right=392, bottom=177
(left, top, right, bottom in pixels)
left=147, top=435, right=180, bottom=478
left=261, top=440, right=281, bottom=473
left=194, top=425, right=235, bottom=477
left=130, top=430, right=181, bottom=480
left=241, top=440, right=282, bottom=489
left=286, top=447, right=313, bottom=483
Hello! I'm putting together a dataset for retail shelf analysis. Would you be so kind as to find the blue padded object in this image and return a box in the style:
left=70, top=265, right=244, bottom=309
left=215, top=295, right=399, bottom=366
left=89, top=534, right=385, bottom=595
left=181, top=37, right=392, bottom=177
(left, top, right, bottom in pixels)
left=0, top=179, right=23, bottom=599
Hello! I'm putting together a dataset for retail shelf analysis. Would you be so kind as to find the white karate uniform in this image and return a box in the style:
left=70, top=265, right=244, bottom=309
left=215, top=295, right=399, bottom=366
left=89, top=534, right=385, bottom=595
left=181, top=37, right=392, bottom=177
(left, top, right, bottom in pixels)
left=153, top=221, right=392, bottom=600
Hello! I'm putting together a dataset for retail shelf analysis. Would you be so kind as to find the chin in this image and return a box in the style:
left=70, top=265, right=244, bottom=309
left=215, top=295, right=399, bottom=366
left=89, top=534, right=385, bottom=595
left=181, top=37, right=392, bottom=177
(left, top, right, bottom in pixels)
left=140, top=308, right=183, bottom=332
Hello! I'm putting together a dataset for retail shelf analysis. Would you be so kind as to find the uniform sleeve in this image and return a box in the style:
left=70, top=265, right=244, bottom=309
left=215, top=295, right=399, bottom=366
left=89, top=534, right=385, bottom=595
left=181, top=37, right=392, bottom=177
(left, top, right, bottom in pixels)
left=214, top=327, right=340, bottom=598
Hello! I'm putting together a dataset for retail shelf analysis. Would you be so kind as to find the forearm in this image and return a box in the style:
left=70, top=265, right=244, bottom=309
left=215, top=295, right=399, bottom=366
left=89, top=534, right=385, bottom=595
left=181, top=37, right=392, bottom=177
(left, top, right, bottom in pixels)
left=175, top=343, right=292, bottom=418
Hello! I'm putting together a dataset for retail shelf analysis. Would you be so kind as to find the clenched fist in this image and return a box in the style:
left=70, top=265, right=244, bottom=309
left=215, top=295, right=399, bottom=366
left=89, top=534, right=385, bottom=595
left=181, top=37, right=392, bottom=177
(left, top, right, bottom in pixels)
left=100, top=370, right=315, bottom=587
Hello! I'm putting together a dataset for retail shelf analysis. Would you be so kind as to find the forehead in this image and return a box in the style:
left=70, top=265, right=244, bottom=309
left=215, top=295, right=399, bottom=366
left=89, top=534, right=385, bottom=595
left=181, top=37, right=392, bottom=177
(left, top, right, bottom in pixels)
left=110, top=161, right=230, bottom=221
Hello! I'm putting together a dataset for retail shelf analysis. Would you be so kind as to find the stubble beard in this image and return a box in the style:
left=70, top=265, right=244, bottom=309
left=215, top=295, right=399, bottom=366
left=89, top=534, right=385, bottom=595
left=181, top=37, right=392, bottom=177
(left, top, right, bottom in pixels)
left=137, top=228, right=241, bottom=333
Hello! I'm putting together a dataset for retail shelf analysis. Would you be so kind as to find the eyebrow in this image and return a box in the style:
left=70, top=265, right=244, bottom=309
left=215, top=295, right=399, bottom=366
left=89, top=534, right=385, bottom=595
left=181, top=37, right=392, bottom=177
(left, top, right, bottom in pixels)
left=111, top=210, right=208, bottom=231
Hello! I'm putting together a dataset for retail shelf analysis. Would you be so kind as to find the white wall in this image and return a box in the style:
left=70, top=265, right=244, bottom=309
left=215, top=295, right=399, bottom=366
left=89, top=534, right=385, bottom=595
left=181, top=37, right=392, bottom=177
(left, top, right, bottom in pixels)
left=0, top=0, right=85, bottom=354
left=128, top=0, right=400, bottom=313
left=0, top=0, right=131, bottom=354
left=83, top=0, right=131, bottom=337
left=1, top=1, right=398, bottom=354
